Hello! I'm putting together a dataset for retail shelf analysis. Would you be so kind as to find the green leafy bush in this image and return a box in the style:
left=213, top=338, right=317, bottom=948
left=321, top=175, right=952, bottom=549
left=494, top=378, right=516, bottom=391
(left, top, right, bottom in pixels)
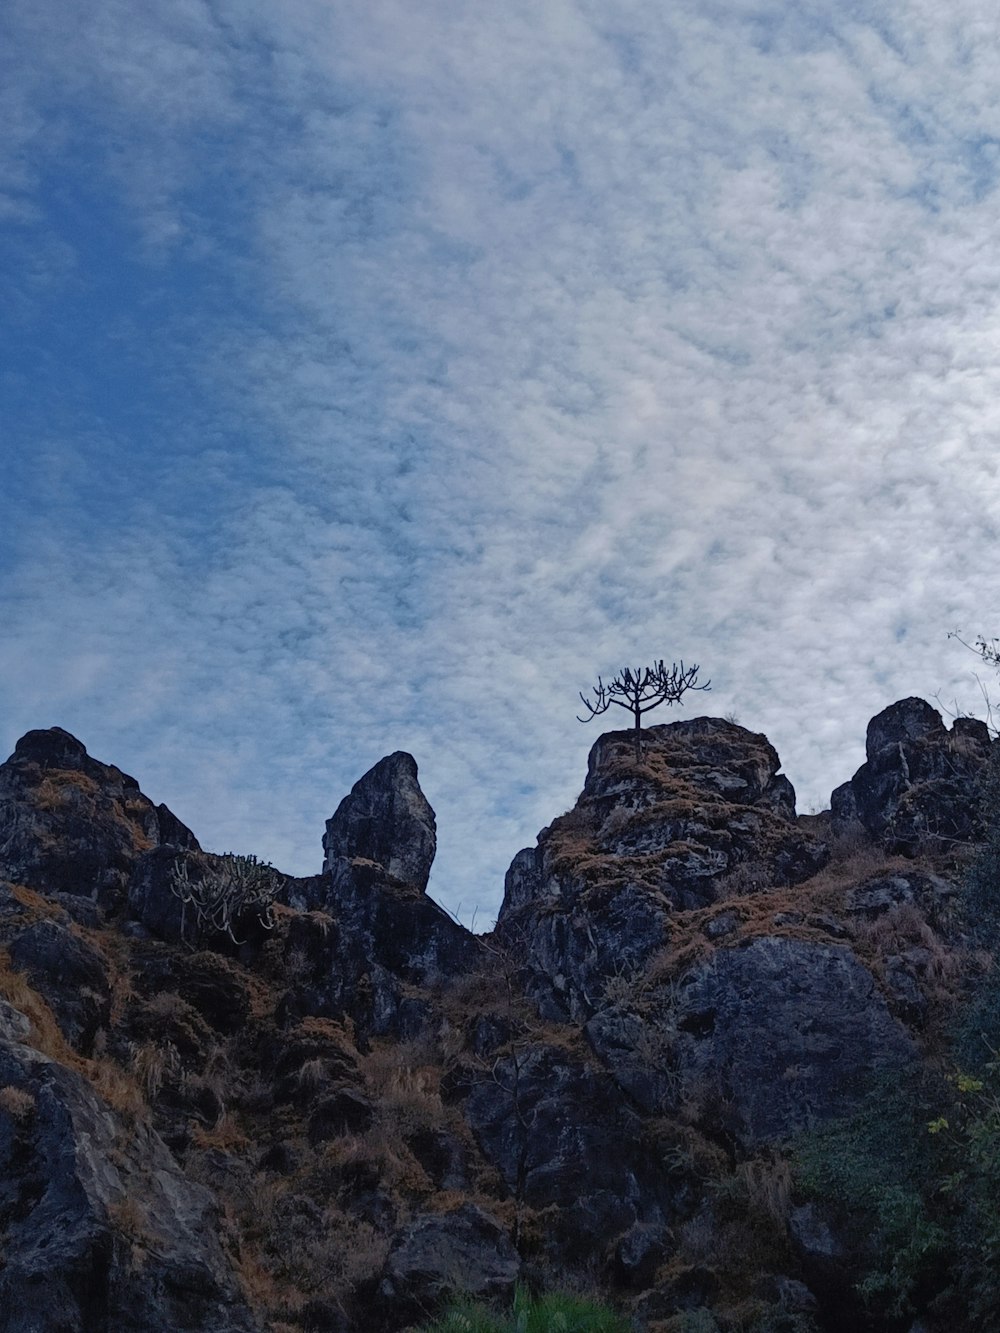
left=793, top=1073, right=952, bottom=1319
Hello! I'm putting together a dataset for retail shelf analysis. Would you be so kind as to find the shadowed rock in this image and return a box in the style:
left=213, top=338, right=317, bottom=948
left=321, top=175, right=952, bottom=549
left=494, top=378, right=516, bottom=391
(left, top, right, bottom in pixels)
left=672, top=936, right=917, bottom=1145
left=0, top=1026, right=256, bottom=1332
left=378, top=1204, right=520, bottom=1326
left=8, top=920, right=110, bottom=1053
left=285, top=752, right=477, bottom=1039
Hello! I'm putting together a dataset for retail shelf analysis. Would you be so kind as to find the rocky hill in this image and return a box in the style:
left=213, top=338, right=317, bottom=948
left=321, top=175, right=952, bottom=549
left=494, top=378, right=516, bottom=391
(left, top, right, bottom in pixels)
left=0, top=701, right=997, bottom=1332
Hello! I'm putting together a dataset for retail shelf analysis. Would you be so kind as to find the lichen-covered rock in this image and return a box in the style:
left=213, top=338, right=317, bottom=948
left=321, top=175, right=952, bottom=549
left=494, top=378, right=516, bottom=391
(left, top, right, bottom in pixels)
left=673, top=936, right=917, bottom=1145
left=0, top=728, right=198, bottom=906
left=831, top=698, right=992, bottom=851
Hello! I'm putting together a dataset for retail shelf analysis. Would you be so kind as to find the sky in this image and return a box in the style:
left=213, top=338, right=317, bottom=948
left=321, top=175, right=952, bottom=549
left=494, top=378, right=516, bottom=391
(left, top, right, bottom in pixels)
left=4, top=0, right=1000, bottom=926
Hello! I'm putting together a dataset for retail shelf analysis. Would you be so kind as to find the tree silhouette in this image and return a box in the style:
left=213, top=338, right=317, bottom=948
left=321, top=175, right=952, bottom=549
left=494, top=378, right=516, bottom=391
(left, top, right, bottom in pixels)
left=578, top=660, right=710, bottom=760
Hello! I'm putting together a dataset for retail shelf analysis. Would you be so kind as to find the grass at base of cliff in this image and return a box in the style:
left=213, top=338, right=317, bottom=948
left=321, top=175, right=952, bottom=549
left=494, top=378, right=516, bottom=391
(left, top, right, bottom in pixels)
left=415, top=1284, right=630, bottom=1332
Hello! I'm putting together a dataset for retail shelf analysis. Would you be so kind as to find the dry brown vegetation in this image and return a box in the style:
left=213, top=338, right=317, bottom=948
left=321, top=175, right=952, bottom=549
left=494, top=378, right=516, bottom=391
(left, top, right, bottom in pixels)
left=0, top=1084, right=36, bottom=1122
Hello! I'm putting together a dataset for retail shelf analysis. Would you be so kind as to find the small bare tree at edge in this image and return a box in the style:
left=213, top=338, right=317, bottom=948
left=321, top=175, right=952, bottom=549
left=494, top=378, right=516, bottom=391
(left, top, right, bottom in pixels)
left=578, top=659, right=710, bottom=761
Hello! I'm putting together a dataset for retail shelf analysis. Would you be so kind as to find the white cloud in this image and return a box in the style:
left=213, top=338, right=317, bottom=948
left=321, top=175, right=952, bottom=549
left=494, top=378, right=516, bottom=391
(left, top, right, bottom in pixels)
left=4, top=0, right=1000, bottom=923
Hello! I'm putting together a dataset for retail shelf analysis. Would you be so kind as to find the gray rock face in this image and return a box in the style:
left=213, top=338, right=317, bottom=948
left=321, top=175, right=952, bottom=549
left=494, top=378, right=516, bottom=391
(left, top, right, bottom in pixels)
left=844, top=871, right=956, bottom=923
left=866, top=697, right=947, bottom=754
left=0, top=728, right=198, bottom=905
left=462, top=1042, right=674, bottom=1257
left=0, top=1031, right=255, bottom=1332
left=322, top=752, right=436, bottom=891
left=378, top=1204, right=520, bottom=1322
left=832, top=697, right=992, bottom=850
left=673, top=936, right=917, bottom=1145
left=282, top=862, right=478, bottom=1042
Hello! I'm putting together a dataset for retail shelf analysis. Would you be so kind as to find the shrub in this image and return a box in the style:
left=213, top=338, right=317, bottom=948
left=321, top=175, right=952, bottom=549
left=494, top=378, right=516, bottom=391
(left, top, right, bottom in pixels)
left=170, top=853, right=281, bottom=944
left=792, top=1073, right=951, bottom=1320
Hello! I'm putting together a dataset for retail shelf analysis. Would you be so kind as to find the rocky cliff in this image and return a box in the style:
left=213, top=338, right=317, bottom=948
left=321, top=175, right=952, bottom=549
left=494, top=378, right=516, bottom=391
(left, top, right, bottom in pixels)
left=0, top=702, right=995, bottom=1332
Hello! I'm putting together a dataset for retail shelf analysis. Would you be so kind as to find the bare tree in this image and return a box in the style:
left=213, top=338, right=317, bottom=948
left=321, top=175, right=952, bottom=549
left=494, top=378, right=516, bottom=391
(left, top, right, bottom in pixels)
left=578, top=659, right=710, bottom=761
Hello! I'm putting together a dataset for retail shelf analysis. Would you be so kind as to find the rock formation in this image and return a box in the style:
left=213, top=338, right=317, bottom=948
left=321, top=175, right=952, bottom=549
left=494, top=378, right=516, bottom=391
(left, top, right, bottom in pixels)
left=831, top=696, right=991, bottom=849
left=0, top=704, right=993, bottom=1332
left=497, top=718, right=829, bottom=1020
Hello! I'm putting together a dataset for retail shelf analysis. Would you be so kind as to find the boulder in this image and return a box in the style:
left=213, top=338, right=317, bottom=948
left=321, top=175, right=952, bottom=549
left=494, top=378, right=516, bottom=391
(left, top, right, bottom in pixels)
left=378, top=1204, right=520, bottom=1321
left=322, top=751, right=436, bottom=892
left=673, top=936, right=917, bottom=1145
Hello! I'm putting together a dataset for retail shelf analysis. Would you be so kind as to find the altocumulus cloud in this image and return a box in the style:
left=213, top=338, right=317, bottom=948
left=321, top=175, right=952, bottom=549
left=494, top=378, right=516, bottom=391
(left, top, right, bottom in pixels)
left=3, top=0, right=1000, bottom=923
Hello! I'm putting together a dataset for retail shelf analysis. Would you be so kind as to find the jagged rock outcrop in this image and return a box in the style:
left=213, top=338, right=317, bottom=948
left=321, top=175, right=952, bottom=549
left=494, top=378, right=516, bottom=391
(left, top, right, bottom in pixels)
left=831, top=697, right=992, bottom=850
left=0, top=703, right=992, bottom=1333
left=284, top=752, right=477, bottom=1040
left=497, top=718, right=828, bottom=1020
left=322, top=751, right=436, bottom=892
left=0, top=728, right=198, bottom=906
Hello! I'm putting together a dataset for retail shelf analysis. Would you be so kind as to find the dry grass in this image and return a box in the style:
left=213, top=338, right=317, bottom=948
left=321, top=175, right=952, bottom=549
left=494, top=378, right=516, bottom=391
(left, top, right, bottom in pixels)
left=0, top=948, right=82, bottom=1068
left=362, top=1040, right=450, bottom=1137
left=0, top=1085, right=36, bottom=1122
left=131, top=1040, right=179, bottom=1100
left=852, top=901, right=966, bottom=1016
left=0, top=949, right=154, bottom=1120
left=232, top=1176, right=389, bottom=1322
left=713, top=1154, right=794, bottom=1229
left=8, top=882, right=67, bottom=921
left=192, top=1112, right=251, bottom=1153
left=32, top=771, right=99, bottom=811
left=107, top=1194, right=156, bottom=1269
left=88, top=1057, right=147, bottom=1120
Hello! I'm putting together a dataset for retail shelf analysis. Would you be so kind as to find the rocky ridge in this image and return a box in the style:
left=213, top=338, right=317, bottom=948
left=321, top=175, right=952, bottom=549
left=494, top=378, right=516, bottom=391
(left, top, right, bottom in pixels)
left=0, top=699, right=993, bottom=1332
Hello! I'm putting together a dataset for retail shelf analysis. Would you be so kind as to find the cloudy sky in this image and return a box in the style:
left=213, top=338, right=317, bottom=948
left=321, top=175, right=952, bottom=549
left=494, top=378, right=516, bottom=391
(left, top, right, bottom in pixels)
left=4, top=0, right=1000, bottom=925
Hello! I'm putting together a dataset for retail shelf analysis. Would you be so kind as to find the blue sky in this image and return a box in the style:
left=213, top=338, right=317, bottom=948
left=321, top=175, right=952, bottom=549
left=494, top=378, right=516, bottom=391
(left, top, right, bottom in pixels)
left=4, top=0, right=1000, bottom=925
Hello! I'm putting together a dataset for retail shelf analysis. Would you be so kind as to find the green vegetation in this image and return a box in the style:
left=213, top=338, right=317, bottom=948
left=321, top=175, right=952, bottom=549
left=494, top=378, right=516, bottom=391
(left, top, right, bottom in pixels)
left=793, top=1072, right=952, bottom=1318
left=415, top=1285, right=630, bottom=1333
left=792, top=761, right=1000, bottom=1327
